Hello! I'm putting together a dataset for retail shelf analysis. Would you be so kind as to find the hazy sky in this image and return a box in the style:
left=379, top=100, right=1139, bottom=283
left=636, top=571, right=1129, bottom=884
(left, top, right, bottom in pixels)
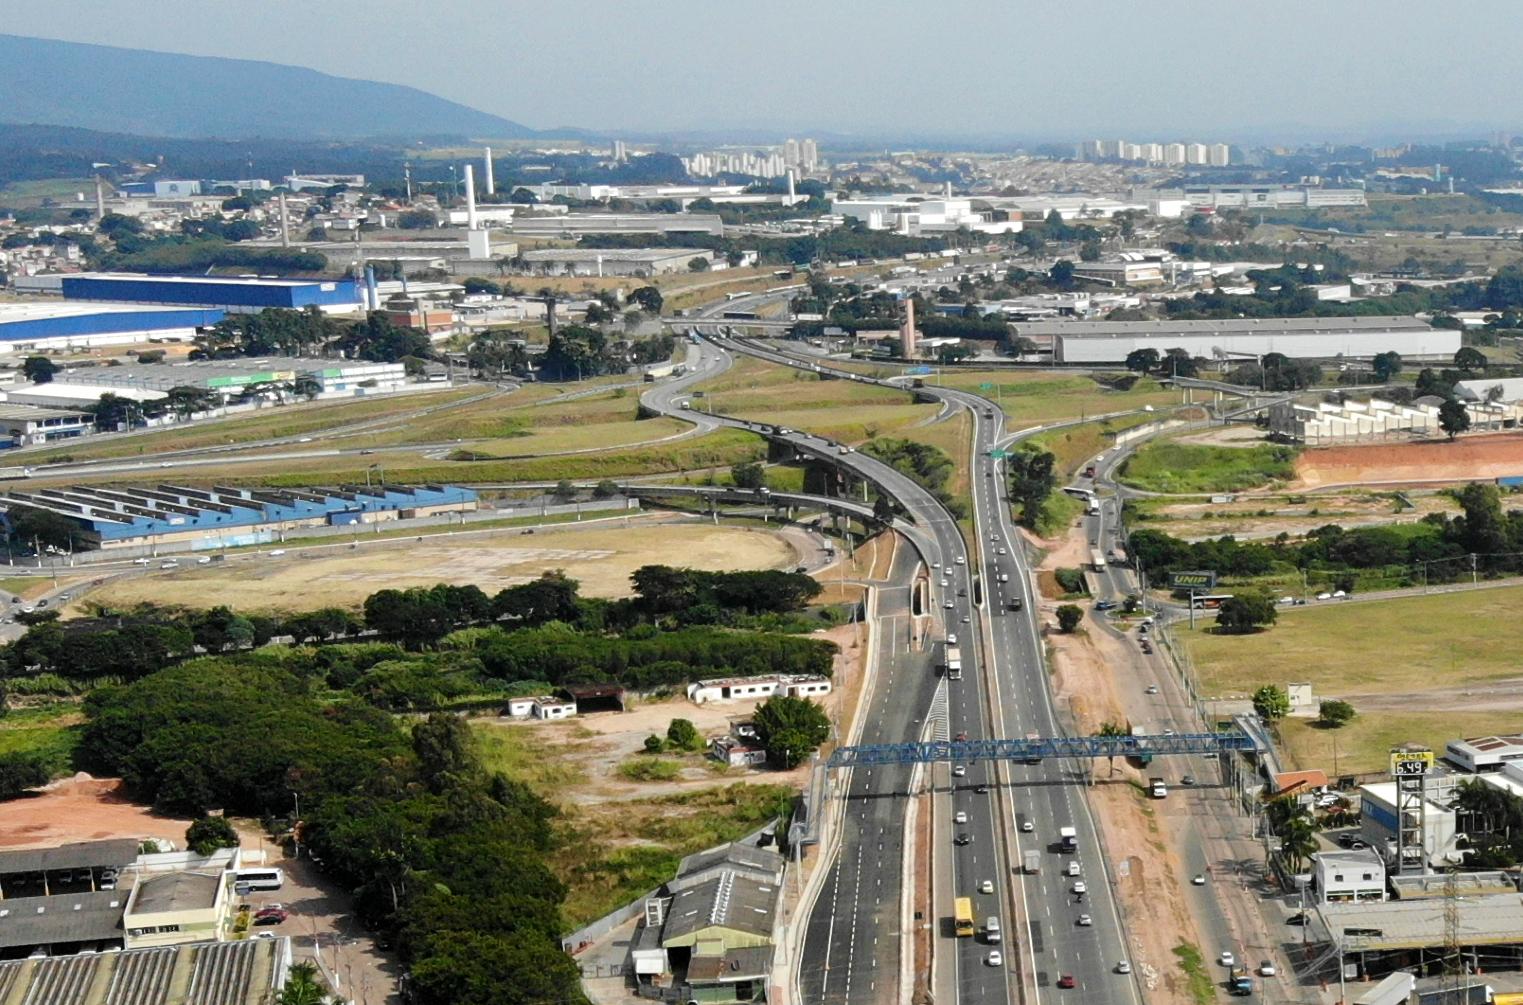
left=8, top=0, right=1523, bottom=143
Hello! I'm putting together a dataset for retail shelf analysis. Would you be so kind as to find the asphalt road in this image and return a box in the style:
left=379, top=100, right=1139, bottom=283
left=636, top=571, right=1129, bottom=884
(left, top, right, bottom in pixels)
left=704, top=305, right=1144, bottom=1005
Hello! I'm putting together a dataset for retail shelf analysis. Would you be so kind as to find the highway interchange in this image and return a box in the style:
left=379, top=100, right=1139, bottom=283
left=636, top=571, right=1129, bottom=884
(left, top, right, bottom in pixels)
left=657, top=289, right=1152, bottom=1005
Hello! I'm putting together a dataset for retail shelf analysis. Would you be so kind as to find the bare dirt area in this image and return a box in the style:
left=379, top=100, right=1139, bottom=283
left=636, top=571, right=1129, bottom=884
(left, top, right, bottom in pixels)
left=0, top=774, right=190, bottom=849
left=1142, top=489, right=1456, bottom=541
left=1172, top=425, right=1271, bottom=447
left=1293, top=432, right=1523, bottom=488
left=86, top=518, right=798, bottom=613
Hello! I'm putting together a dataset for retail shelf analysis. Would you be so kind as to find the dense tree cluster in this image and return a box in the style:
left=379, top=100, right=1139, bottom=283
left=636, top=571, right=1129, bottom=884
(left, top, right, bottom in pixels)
left=861, top=438, right=964, bottom=517
left=1130, top=482, right=1523, bottom=587
left=192, top=308, right=430, bottom=364
left=81, top=668, right=582, bottom=1005
left=1006, top=445, right=1058, bottom=529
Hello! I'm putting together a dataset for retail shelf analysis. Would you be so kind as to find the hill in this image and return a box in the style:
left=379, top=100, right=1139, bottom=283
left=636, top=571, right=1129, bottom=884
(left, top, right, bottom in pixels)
left=0, top=34, right=539, bottom=141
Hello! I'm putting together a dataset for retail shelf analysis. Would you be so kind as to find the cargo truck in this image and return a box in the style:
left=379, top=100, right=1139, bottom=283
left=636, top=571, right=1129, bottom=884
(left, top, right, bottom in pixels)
left=1059, top=826, right=1077, bottom=851
left=1107, top=547, right=1127, bottom=566
left=1150, top=777, right=1168, bottom=799
left=1023, top=730, right=1042, bottom=764
left=944, top=645, right=963, bottom=681
left=1023, top=849, right=1041, bottom=874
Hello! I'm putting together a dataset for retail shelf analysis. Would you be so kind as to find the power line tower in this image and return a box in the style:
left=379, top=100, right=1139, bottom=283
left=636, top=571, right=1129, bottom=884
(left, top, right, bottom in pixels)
left=1443, top=866, right=1464, bottom=1005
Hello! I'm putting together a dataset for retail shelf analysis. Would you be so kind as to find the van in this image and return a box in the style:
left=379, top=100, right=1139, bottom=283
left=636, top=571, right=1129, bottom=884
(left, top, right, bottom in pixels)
left=985, top=917, right=1001, bottom=943
left=1067, top=861, right=1081, bottom=877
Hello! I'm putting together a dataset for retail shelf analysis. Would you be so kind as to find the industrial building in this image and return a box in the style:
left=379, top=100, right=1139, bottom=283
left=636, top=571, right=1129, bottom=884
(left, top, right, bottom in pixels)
left=0, top=302, right=225, bottom=352
left=16, top=273, right=363, bottom=314
left=0, top=483, right=479, bottom=551
left=832, top=196, right=1022, bottom=236
left=507, top=213, right=725, bottom=238
left=1269, top=398, right=1441, bottom=444
left=686, top=673, right=832, bottom=704
left=1357, top=775, right=1467, bottom=870
left=626, top=841, right=785, bottom=1005
left=47, top=357, right=410, bottom=401
left=520, top=248, right=716, bottom=277
left=0, top=938, right=291, bottom=1005
left=1182, top=185, right=1368, bottom=209
left=1313, top=849, right=1387, bottom=904
left=1445, top=734, right=1523, bottom=773
left=1036, top=316, right=1457, bottom=364
left=0, top=405, right=92, bottom=446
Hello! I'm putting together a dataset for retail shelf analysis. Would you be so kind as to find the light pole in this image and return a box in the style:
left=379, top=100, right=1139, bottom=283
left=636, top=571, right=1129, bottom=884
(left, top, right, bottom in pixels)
left=291, top=790, right=301, bottom=859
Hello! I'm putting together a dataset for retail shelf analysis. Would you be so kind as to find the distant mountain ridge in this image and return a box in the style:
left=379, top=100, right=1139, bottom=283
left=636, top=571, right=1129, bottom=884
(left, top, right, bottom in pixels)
left=0, top=34, right=541, bottom=141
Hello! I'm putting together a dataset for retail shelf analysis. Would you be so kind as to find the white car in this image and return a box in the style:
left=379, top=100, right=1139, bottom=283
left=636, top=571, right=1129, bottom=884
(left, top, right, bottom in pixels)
left=945, top=600, right=955, bottom=610
left=979, top=879, right=993, bottom=894
left=159, top=561, right=177, bottom=569
left=1258, top=961, right=1276, bottom=977
left=997, top=547, right=1006, bottom=555
left=947, top=634, right=958, bottom=646
left=1145, top=684, right=1159, bottom=695
left=1317, top=591, right=1332, bottom=601
left=1072, top=881, right=1087, bottom=895
left=1219, top=951, right=1235, bottom=967
left=990, top=533, right=999, bottom=542
left=268, top=549, right=287, bottom=557
left=953, top=765, right=967, bottom=777
left=1116, top=961, right=1132, bottom=974
left=1279, top=596, right=1294, bottom=604
left=132, top=557, right=151, bottom=566
left=955, top=556, right=966, bottom=565
left=1077, top=914, right=1093, bottom=926
left=998, top=573, right=1009, bottom=582
left=1020, top=820, right=1034, bottom=833
left=197, top=556, right=212, bottom=565
left=955, top=811, right=968, bottom=824
left=1067, top=861, right=1081, bottom=876
left=986, top=951, right=1003, bottom=968
left=1332, top=589, right=1347, bottom=598
left=1192, top=874, right=1206, bottom=885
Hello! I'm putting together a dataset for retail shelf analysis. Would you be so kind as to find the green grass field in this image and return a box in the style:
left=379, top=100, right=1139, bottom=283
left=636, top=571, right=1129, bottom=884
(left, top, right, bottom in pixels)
left=1278, top=710, right=1523, bottom=776
left=932, top=370, right=1178, bottom=428
left=0, top=705, right=83, bottom=777
left=1182, top=584, right=1523, bottom=698
left=1120, top=441, right=1298, bottom=494
left=703, top=356, right=936, bottom=442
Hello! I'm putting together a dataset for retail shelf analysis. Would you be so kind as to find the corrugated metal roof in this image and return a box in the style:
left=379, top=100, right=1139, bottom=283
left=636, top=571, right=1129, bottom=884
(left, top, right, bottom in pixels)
left=0, top=890, right=126, bottom=950
left=0, top=937, right=287, bottom=1005
left=0, top=840, right=139, bottom=876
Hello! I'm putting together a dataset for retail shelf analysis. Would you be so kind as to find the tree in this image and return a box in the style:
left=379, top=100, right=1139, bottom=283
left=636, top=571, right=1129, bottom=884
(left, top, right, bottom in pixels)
left=413, top=713, right=480, bottom=794
left=1124, top=348, right=1160, bottom=373
left=642, top=735, right=665, bottom=754
left=688, top=257, right=711, bottom=272
left=1096, top=721, right=1129, bottom=774
left=1371, top=351, right=1403, bottom=382
left=1454, top=346, right=1488, bottom=372
left=1318, top=699, right=1356, bottom=728
left=1048, top=260, right=1075, bottom=287
left=752, top=695, right=831, bottom=769
left=1439, top=398, right=1471, bottom=440
left=21, top=356, right=57, bottom=383
left=1251, top=684, right=1290, bottom=722
left=1078, top=241, right=1101, bottom=262
left=1215, top=592, right=1277, bottom=634
left=397, top=209, right=438, bottom=230
left=730, top=461, right=766, bottom=490
left=7, top=504, right=86, bottom=552
left=185, top=815, right=240, bottom=856
left=276, top=961, right=337, bottom=1005
left=629, top=286, right=664, bottom=313
left=1278, top=812, right=1319, bottom=872
left=666, top=718, right=703, bottom=752
left=592, top=479, right=620, bottom=499
left=0, top=752, right=50, bottom=800
left=1055, top=604, right=1084, bottom=633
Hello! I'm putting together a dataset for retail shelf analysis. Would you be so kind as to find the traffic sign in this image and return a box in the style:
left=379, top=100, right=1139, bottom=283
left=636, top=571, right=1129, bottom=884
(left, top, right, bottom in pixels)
left=1169, top=570, right=1218, bottom=589
left=988, top=449, right=1008, bottom=460
left=908, top=366, right=934, bottom=375
left=1390, top=750, right=1433, bottom=778
left=979, top=382, right=995, bottom=391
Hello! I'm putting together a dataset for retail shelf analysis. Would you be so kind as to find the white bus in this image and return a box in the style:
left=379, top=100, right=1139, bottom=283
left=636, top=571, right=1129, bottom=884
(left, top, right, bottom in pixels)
left=234, top=868, right=285, bottom=892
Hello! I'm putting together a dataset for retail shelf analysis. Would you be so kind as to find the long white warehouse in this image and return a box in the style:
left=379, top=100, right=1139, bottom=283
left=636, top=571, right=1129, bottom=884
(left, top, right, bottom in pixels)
left=1031, top=316, right=1458, bottom=364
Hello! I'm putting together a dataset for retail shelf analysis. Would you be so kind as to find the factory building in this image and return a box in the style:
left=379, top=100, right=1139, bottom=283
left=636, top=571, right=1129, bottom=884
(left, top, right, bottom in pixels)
left=520, top=248, right=717, bottom=277
left=0, top=302, right=225, bottom=352
left=1038, top=316, right=1457, bottom=364
left=18, top=273, right=363, bottom=314
left=0, top=483, right=478, bottom=551
left=508, top=213, right=725, bottom=238
left=0, top=405, right=92, bottom=446
left=1182, top=185, right=1367, bottom=209
left=1268, top=398, right=1442, bottom=444
left=832, top=196, right=1022, bottom=236
left=47, top=357, right=410, bottom=401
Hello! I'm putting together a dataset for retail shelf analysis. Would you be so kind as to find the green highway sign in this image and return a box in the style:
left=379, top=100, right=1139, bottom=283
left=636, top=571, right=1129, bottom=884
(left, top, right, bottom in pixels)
left=988, top=449, right=1008, bottom=460
left=980, top=382, right=995, bottom=391
left=1169, top=570, right=1218, bottom=589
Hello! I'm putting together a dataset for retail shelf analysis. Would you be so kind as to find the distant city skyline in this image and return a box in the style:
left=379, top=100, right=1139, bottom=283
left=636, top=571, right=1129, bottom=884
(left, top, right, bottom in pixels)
left=6, top=0, right=1523, bottom=144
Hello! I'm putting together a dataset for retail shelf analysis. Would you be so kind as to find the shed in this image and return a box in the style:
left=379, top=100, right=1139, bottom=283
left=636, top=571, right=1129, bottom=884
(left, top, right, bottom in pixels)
left=565, top=684, right=626, bottom=714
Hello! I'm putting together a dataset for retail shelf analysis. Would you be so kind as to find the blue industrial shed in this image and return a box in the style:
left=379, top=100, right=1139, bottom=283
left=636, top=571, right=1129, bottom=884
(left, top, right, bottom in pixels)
left=59, top=274, right=362, bottom=313
left=0, top=304, right=225, bottom=344
left=0, top=483, right=478, bottom=550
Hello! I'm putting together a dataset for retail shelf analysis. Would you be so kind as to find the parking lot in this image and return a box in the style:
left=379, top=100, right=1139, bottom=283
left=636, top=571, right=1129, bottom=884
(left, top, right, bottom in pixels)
left=229, top=847, right=402, bottom=1005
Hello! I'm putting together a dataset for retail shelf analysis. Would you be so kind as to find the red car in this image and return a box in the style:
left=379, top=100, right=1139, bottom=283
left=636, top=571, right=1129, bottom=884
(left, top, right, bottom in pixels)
left=1057, top=975, right=1077, bottom=989
left=253, top=909, right=288, bottom=925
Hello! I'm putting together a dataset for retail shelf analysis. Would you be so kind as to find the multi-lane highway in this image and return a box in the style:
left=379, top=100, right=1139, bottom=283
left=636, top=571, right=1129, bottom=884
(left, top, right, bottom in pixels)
left=668, top=292, right=1144, bottom=1005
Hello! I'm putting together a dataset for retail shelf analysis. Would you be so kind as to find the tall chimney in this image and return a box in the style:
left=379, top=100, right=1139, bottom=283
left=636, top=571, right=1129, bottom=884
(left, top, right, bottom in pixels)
left=483, top=147, right=496, bottom=195
left=365, top=265, right=379, bottom=312
left=786, top=168, right=797, bottom=205
left=278, top=192, right=290, bottom=248
left=900, top=298, right=918, bottom=359
left=463, top=164, right=478, bottom=230
left=94, top=176, right=106, bottom=218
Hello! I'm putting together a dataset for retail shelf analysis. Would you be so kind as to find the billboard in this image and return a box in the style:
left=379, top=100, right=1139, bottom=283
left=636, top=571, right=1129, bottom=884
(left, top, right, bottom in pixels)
left=1169, top=570, right=1218, bottom=589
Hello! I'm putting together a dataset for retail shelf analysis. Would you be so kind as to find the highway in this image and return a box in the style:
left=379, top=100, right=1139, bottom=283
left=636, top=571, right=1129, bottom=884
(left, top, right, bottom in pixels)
left=682, top=294, right=1142, bottom=1005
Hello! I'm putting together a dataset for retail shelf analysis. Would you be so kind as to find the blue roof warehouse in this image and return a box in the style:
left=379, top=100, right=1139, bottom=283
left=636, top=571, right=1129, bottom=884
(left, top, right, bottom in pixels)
left=0, top=483, right=478, bottom=551
left=0, top=302, right=226, bottom=352
left=17, top=273, right=364, bottom=315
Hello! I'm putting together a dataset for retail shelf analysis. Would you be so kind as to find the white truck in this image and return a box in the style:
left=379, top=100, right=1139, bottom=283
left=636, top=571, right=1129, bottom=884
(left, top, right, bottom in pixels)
left=1023, top=849, right=1041, bottom=874
left=944, top=644, right=963, bottom=681
left=1059, top=826, right=1078, bottom=851
left=1150, top=777, right=1168, bottom=799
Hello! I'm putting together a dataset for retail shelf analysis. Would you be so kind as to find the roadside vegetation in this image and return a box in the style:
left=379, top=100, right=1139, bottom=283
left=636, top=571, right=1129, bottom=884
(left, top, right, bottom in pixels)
left=1119, top=441, right=1299, bottom=494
